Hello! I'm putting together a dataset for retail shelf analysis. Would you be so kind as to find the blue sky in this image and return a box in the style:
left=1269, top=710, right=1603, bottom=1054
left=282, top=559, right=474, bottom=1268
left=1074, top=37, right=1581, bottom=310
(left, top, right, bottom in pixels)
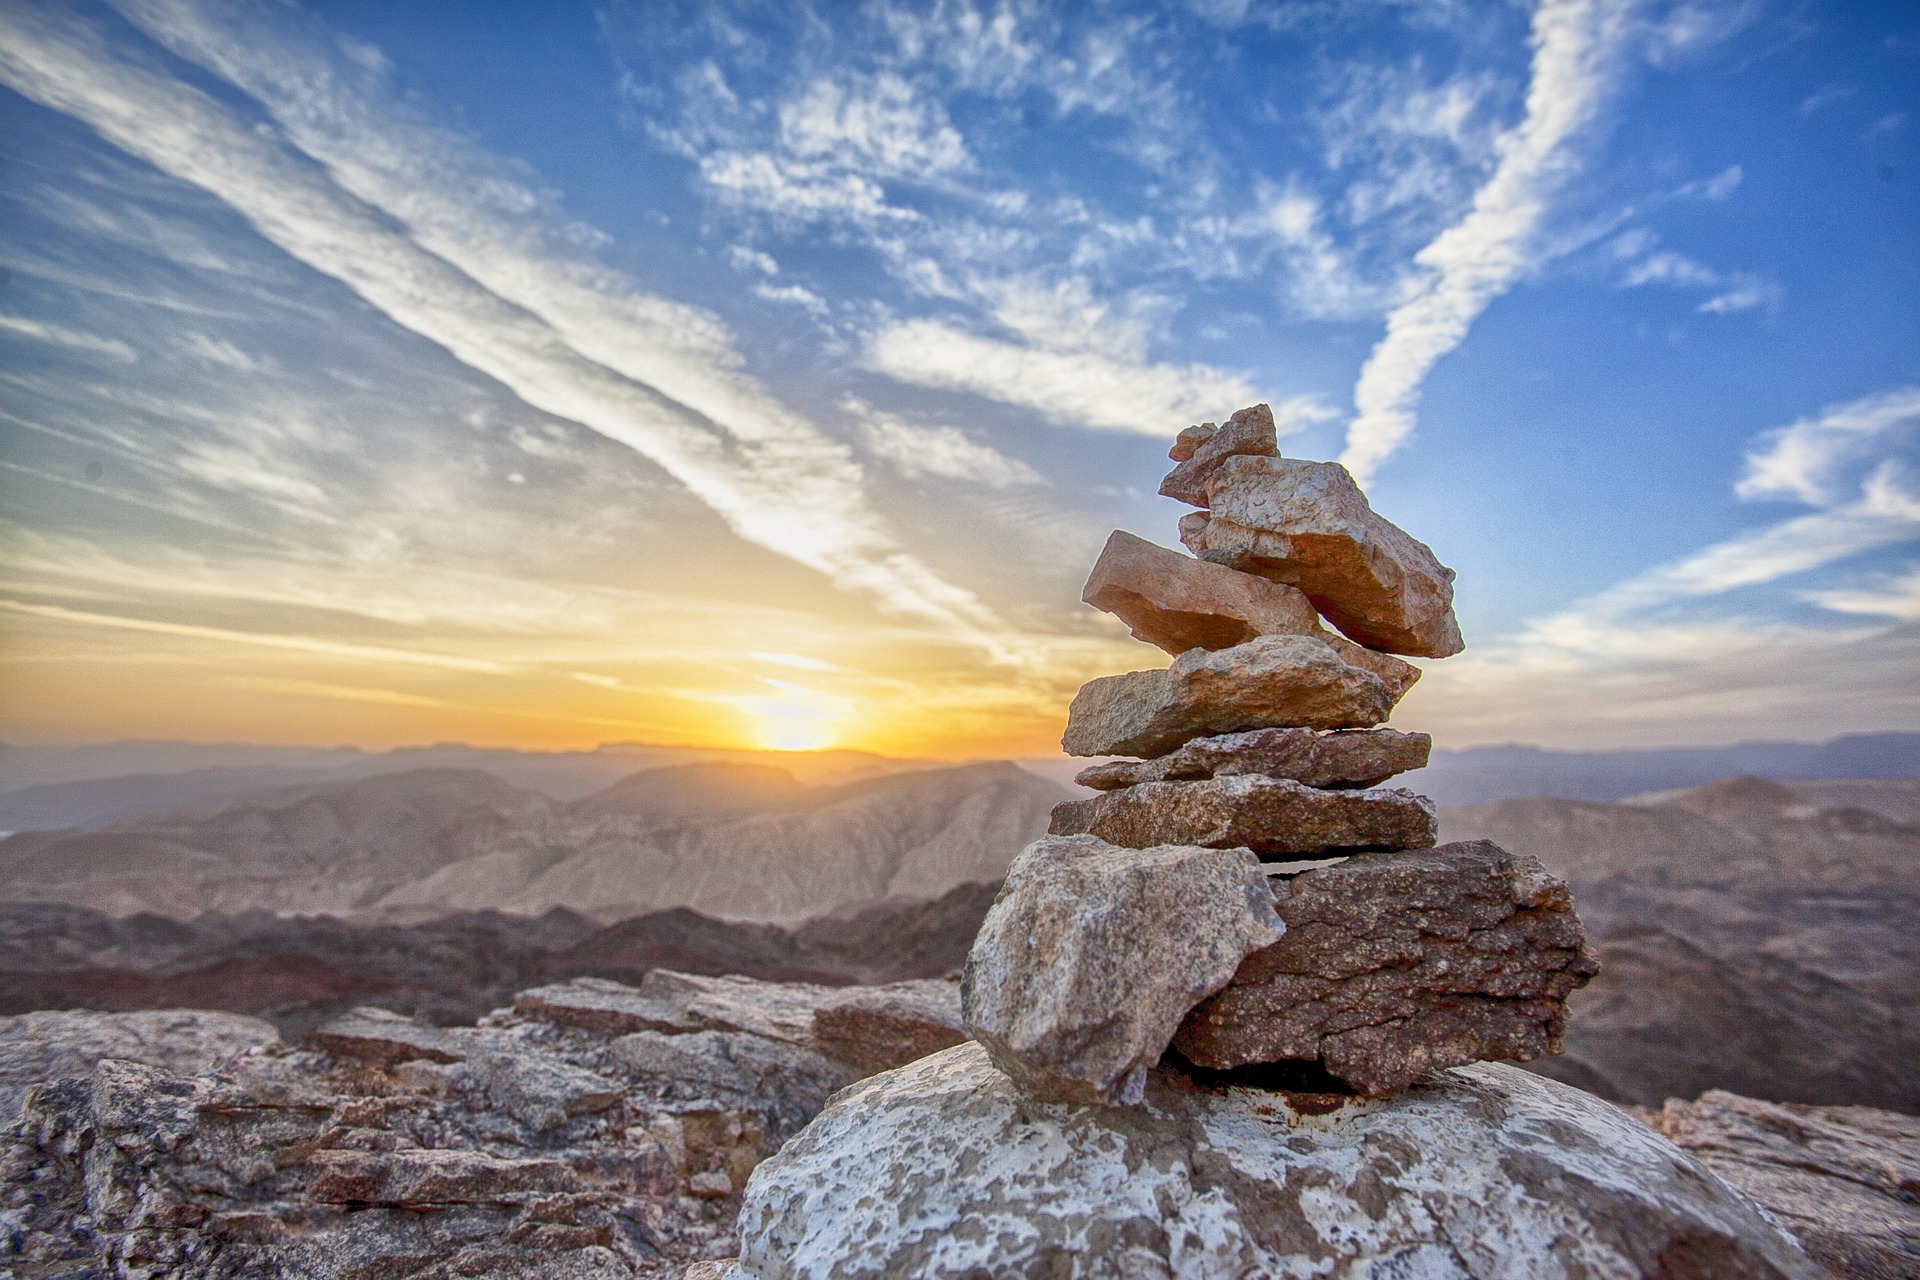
left=0, top=0, right=1915, bottom=755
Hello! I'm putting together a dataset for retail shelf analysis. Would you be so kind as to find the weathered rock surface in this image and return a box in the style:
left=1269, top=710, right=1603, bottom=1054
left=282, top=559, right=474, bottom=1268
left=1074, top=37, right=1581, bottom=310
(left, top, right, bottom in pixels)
left=1080, top=531, right=1422, bottom=697
left=1061, top=635, right=1394, bottom=758
left=1082, top=529, right=1320, bottom=650
left=1642, top=1090, right=1920, bottom=1280
left=808, top=978, right=965, bottom=1073
left=1174, top=840, right=1600, bottom=1095
left=312, top=1005, right=467, bottom=1065
left=727, top=1043, right=1821, bottom=1280
left=1051, top=775, right=1437, bottom=857
left=0, top=1006, right=278, bottom=1118
left=1076, top=726, right=1431, bottom=791
left=1179, top=455, right=1463, bottom=657
left=960, top=835, right=1281, bottom=1106
left=0, top=972, right=977, bottom=1278
left=1157, top=403, right=1277, bottom=505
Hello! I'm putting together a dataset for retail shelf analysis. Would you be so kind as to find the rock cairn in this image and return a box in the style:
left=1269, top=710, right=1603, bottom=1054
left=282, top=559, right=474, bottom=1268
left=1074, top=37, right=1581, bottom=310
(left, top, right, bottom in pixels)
left=963, top=404, right=1601, bottom=1105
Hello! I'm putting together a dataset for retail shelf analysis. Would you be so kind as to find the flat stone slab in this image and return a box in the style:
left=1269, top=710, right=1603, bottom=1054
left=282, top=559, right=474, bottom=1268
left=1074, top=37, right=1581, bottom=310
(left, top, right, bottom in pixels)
left=726, top=1045, right=1821, bottom=1280
left=515, top=976, right=707, bottom=1036
left=1173, top=839, right=1601, bottom=1095
left=1157, top=403, right=1277, bottom=505
left=1061, top=634, right=1393, bottom=758
left=961, top=835, right=1282, bottom=1106
left=1180, top=455, right=1463, bottom=657
left=1080, top=530, right=1421, bottom=699
left=811, top=979, right=966, bottom=1075
left=1077, top=726, right=1431, bottom=791
left=311, top=1007, right=465, bottom=1066
left=1049, top=775, right=1437, bottom=857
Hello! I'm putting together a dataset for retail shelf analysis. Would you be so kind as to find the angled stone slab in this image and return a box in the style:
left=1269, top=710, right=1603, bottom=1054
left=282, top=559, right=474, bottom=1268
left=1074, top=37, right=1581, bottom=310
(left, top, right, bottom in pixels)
left=1076, top=727, right=1431, bottom=791
left=1049, top=775, right=1437, bottom=857
left=1158, top=403, right=1279, bottom=505
left=961, top=835, right=1283, bottom=1106
left=1061, top=634, right=1393, bottom=758
left=1172, top=840, right=1601, bottom=1096
left=1080, top=531, right=1422, bottom=700
left=1180, top=455, right=1463, bottom=658
left=311, top=1007, right=465, bottom=1066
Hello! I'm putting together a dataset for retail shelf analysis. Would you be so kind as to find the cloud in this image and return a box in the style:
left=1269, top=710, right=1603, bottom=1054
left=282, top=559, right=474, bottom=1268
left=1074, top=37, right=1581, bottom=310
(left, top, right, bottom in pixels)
left=866, top=317, right=1258, bottom=436
left=1, top=0, right=1012, bottom=650
left=1413, top=383, right=1920, bottom=744
left=1614, top=237, right=1781, bottom=313
left=1340, top=0, right=1641, bottom=486
left=1736, top=385, right=1920, bottom=506
left=0, top=312, right=137, bottom=361
left=850, top=401, right=1042, bottom=487
left=1798, top=83, right=1852, bottom=115
left=0, top=598, right=511, bottom=672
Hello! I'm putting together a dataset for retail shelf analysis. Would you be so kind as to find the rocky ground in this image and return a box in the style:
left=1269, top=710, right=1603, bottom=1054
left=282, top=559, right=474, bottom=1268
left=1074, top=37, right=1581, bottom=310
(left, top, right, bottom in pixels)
left=1, top=976, right=1913, bottom=1279
left=0, top=973, right=964, bottom=1279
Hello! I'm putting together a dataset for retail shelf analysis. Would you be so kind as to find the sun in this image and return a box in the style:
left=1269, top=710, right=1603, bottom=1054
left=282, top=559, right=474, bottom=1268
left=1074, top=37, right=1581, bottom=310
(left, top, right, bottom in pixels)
left=744, top=691, right=840, bottom=752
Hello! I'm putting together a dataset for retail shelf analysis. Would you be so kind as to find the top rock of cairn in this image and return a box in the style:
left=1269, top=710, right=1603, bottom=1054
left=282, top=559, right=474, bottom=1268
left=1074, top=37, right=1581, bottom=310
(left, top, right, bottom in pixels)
left=961, top=406, right=1597, bottom=1106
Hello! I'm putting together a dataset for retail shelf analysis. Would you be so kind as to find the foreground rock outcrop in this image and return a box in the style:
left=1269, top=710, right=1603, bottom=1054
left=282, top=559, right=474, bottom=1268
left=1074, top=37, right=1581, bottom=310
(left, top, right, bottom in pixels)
left=0, top=973, right=962, bottom=1279
left=724, top=1044, right=1820, bottom=1279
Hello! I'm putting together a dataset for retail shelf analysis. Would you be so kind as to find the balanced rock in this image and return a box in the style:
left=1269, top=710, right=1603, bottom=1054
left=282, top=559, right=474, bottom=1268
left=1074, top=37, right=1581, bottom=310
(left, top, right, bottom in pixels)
left=1076, top=726, right=1431, bottom=791
left=1179, top=455, right=1463, bottom=657
left=960, top=834, right=1282, bottom=1106
left=1062, top=634, right=1393, bottom=758
left=1081, top=530, right=1421, bottom=698
left=1050, top=775, right=1437, bottom=857
left=726, top=1044, right=1822, bottom=1280
left=1173, top=840, right=1601, bottom=1095
left=1157, top=402, right=1277, bottom=505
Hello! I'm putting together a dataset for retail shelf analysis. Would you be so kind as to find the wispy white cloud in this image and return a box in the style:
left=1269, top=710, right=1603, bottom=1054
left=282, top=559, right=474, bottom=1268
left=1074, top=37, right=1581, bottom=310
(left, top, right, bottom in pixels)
left=848, top=400, right=1042, bottom=487
left=1414, top=384, right=1920, bottom=744
left=1341, top=0, right=1640, bottom=486
left=1614, top=235, right=1780, bottom=313
left=0, top=312, right=137, bottom=361
left=866, top=317, right=1258, bottom=436
left=1737, top=386, right=1920, bottom=506
left=0, top=0, right=1012, bottom=651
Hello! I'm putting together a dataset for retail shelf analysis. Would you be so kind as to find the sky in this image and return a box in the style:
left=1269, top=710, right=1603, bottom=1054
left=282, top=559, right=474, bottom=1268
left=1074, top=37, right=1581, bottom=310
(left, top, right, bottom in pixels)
left=0, top=0, right=1915, bottom=760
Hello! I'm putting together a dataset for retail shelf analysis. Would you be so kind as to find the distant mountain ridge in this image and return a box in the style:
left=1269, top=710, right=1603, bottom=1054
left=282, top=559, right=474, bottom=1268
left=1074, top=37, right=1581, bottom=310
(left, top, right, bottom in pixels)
left=0, top=761, right=1066, bottom=926
left=1403, top=731, right=1920, bottom=805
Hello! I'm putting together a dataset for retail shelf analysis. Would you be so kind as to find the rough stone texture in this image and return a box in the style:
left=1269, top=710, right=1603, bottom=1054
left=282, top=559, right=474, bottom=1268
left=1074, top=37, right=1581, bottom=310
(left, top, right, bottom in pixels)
left=1061, top=635, right=1393, bottom=758
left=1642, top=1091, right=1920, bottom=1280
left=809, top=978, right=965, bottom=1074
left=1076, top=726, right=1431, bottom=791
left=728, top=1043, right=1822, bottom=1280
left=1157, top=403, right=1277, bottom=506
left=1051, top=775, right=1437, bottom=857
left=311, top=1005, right=466, bottom=1066
left=1179, top=455, right=1463, bottom=657
left=1082, top=529, right=1321, bottom=650
left=1079, top=530, right=1421, bottom=699
left=0, top=972, right=976, bottom=1279
left=960, top=835, right=1282, bottom=1106
left=1174, top=840, right=1601, bottom=1095
left=1168, top=423, right=1216, bottom=462
left=0, top=1007, right=278, bottom=1119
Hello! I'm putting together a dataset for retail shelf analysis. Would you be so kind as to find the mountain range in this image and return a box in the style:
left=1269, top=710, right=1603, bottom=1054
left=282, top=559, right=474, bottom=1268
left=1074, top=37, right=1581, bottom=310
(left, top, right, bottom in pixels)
left=0, top=761, right=1066, bottom=925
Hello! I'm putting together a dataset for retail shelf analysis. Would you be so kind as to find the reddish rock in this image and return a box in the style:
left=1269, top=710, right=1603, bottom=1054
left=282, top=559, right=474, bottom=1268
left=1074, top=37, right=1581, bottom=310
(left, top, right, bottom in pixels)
left=1061, top=635, right=1393, bottom=759
left=310, top=1006, right=464, bottom=1066
left=1158, top=404, right=1278, bottom=506
left=1050, top=776, right=1436, bottom=857
left=1179, top=456, right=1463, bottom=657
left=1173, top=840, right=1600, bottom=1095
left=811, top=979, right=966, bottom=1075
left=1075, top=727, right=1431, bottom=791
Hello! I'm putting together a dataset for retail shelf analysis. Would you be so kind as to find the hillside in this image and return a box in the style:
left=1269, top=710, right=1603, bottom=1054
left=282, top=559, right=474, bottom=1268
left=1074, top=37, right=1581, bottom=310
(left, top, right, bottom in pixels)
left=0, top=761, right=1066, bottom=925
left=1442, top=776, right=1920, bottom=1111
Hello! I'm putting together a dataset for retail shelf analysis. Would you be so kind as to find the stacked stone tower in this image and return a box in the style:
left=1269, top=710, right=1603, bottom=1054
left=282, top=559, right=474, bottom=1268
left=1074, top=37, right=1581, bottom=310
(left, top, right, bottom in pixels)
left=962, top=404, right=1600, bottom=1105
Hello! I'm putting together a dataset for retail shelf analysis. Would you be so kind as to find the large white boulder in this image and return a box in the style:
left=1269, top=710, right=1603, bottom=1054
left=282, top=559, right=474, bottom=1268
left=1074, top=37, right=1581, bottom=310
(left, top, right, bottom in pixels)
left=727, top=1043, right=1821, bottom=1279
